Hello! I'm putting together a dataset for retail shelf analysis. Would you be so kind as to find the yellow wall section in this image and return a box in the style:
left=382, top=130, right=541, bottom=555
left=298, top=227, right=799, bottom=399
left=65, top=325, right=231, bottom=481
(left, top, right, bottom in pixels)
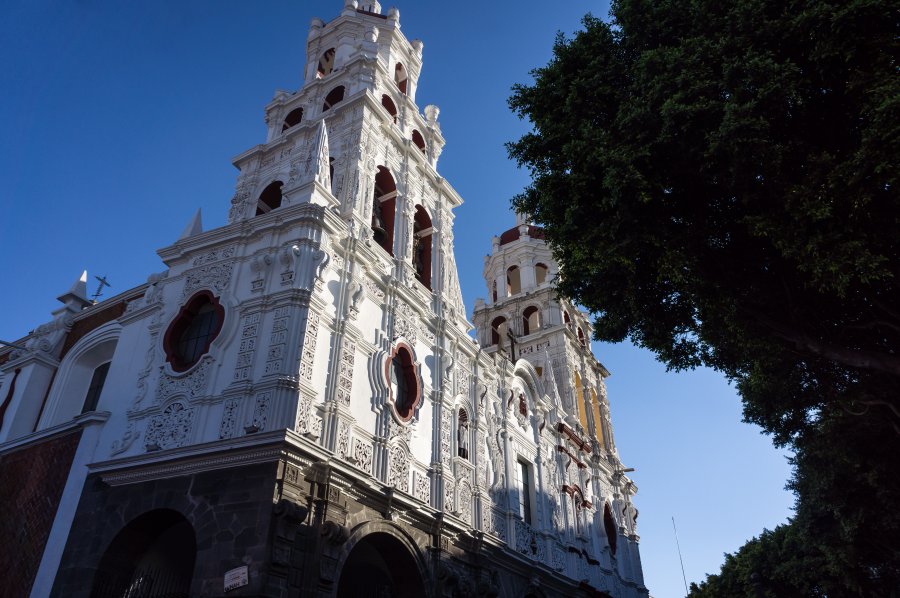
left=592, top=389, right=605, bottom=446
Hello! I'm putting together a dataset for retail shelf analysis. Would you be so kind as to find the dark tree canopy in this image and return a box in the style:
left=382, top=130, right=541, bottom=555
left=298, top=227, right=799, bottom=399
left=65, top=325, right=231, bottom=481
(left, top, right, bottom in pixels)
left=508, top=0, right=899, bottom=593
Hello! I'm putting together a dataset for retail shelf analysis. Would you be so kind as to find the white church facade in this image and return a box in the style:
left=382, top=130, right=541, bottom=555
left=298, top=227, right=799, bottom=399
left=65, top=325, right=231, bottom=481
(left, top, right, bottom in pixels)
left=0, top=2, right=646, bottom=597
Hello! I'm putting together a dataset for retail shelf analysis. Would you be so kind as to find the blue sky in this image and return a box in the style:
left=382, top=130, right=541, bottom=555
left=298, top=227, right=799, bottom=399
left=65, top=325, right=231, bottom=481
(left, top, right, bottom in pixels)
left=0, top=1, right=793, bottom=595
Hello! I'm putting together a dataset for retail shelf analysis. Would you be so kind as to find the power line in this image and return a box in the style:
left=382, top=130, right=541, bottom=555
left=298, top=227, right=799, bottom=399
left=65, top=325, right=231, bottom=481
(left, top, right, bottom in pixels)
left=672, top=516, right=689, bottom=597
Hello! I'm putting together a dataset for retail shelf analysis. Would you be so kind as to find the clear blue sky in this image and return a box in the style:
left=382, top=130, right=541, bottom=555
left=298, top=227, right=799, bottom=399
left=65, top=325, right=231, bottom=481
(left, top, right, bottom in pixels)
left=0, top=1, right=793, bottom=595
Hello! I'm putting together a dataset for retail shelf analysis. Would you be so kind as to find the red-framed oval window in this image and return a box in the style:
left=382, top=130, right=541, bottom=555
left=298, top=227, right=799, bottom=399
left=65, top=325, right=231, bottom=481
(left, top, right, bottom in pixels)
left=163, top=291, right=225, bottom=372
left=386, top=343, right=421, bottom=422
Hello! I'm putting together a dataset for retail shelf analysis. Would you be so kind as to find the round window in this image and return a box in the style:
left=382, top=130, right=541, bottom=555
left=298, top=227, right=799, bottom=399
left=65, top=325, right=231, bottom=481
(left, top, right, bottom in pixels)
left=387, top=344, right=420, bottom=422
left=164, top=291, right=224, bottom=372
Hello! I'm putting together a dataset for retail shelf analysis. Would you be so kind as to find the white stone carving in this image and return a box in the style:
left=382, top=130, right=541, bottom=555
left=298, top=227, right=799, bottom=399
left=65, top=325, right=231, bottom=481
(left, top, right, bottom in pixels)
left=552, top=548, right=566, bottom=572
left=413, top=471, right=430, bottom=503
left=440, top=407, right=452, bottom=467
left=192, top=245, right=236, bottom=267
left=364, top=276, right=385, bottom=300
left=458, top=480, right=472, bottom=525
left=337, top=341, right=356, bottom=407
left=248, top=391, right=271, bottom=432
left=264, top=306, right=290, bottom=375
left=444, top=480, right=454, bottom=513
left=296, top=394, right=311, bottom=435
left=337, top=420, right=350, bottom=458
left=351, top=437, right=373, bottom=475
left=388, top=443, right=410, bottom=492
left=234, top=312, right=260, bottom=382
left=156, top=356, right=213, bottom=403
left=110, top=421, right=140, bottom=456
left=220, top=399, right=239, bottom=439
left=393, top=300, right=417, bottom=343
left=145, top=402, right=195, bottom=451
left=131, top=312, right=161, bottom=411
left=299, top=312, right=320, bottom=382
left=514, top=520, right=545, bottom=561
left=180, top=261, right=234, bottom=302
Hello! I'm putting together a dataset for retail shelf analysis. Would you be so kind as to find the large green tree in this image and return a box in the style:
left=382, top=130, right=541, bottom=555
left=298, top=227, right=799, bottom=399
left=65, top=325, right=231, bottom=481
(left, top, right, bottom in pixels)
left=508, top=0, right=899, bottom=594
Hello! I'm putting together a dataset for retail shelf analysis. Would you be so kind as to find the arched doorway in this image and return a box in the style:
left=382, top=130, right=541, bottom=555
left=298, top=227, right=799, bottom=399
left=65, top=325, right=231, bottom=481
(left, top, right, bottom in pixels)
left=336, top=532, right=425, bottom=598
left=90, top=509, right=196, bottom=598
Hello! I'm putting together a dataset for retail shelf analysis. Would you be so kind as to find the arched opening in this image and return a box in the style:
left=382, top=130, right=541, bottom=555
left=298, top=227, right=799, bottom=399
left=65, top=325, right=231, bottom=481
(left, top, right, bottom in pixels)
left=394, top=63, right=408, bottom=94
left=387, top=344, right=420, bottom=422
left=577, top=327, right=586, bottom=348
left=491, top=280, right=498, bottom=302
left=256, top=180, right=284, bottom=215
left=163, top=291, right=225, bottom=373
left=323, top=85, right=345, bottom=112
left=604, top=504, right=618, bottom=555
left=282, top=107, right=303, bottom=132
left=317, top=48, right=336, bottom=78
left=43, top=331, right=119, bottom=427
left=81, top=361, right=110, bottom=413
left=91, top=509, right=196, bottom=598
left=535, top=262, right=549, bottom=285
left=411, top=129, right=426, bottom=154
left=506, top=265, right=521, bottom=296
left=412, top=205, right=433, bottom=290
left=457, top=408, right=469, bottom=459
left=371, top=166, right=397, bottom=255
left=336, top=532, right=425, bottom=598
left=522, top=306, right=540, bottom=336
left=381, top=94, right=398, bottom=123
left=490, top=316, right=507, bottom=347
left=563, top=310, right=572, bottom=330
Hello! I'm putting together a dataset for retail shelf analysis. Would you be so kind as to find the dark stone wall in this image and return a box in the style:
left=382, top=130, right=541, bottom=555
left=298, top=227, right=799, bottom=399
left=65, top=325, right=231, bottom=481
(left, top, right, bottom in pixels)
left=51, top=461, right=280, bottom=598
left=0, top=428, right=82, bottom=598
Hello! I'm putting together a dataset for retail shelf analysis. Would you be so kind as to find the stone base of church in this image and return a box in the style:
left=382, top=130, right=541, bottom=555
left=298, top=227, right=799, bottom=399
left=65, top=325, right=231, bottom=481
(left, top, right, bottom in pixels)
left=50, top=434, right=634, bottom=598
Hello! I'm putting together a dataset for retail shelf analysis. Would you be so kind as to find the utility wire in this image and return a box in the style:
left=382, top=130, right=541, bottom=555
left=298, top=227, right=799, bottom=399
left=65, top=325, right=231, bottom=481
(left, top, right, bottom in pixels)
left=672, top=516, right=689, bottom=597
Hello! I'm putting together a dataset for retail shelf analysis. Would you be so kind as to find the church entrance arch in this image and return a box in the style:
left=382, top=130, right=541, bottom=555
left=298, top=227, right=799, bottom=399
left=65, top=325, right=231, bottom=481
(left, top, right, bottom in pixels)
left=336, top=531, right=426, bottom=598
left=90, top=508, right=196, bottom=598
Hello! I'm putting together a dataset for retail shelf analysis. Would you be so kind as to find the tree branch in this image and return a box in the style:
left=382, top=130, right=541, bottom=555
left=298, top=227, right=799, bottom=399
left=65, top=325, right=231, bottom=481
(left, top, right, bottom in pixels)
left=748, top=310, right=900, bottom=377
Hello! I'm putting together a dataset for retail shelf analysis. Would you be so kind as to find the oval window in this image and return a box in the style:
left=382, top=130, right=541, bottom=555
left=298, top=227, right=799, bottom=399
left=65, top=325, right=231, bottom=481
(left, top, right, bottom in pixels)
left=164, top=291, right=224, bottom=372
left=387, top=344, right=420, bottom=422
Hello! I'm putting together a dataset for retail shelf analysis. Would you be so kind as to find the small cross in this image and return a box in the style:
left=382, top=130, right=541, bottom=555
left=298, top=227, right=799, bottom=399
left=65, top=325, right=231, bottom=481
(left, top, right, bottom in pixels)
left=92, top=275, right=112, bottom=303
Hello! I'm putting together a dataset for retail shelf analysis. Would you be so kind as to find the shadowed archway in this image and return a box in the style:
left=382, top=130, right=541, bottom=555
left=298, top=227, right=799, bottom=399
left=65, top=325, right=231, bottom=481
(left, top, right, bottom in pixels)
left=90, top=508, right=196, bottom=598
left=336, top=532, right=426, bottom=598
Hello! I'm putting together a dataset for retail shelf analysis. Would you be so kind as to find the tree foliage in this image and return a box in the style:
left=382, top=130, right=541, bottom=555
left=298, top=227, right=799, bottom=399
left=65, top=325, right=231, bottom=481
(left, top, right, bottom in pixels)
left=508, top=0, right=899, bottom=593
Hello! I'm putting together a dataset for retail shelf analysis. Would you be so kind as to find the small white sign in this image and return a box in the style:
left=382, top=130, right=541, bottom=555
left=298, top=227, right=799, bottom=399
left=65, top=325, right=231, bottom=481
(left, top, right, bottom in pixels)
left=224, top=566, right=249, bottom=592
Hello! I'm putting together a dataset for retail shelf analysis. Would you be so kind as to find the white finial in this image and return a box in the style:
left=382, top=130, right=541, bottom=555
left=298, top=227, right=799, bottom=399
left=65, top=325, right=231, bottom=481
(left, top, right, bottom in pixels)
left=68, top=270, right=89, bottom=301
left=179, top=208, right=203, bottom=240
left=387, top=7, right=400, bottom=23
left=56, top=270, right=92, bottom=310
left=411, top=39, right=424, bottom=56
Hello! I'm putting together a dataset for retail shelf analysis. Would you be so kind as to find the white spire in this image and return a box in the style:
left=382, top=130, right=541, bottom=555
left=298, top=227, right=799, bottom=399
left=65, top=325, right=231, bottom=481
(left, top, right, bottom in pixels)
left=179, top=208, right=203, bottom=240
left=56, top=270, right=92, bottom=312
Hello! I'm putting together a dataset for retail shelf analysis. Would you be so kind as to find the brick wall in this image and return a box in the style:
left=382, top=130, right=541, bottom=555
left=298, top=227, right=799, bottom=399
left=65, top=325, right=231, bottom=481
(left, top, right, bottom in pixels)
left=0, top=429, right=82, bottom=597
